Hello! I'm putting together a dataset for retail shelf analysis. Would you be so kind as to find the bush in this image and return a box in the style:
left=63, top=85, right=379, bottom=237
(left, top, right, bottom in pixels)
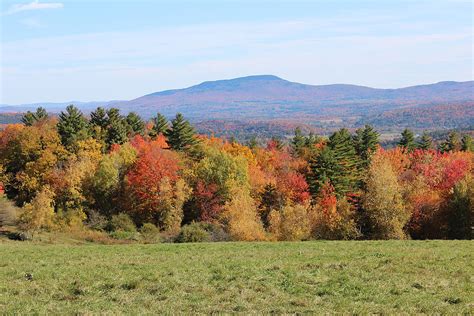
left=71, top=229, right=114, bottom=244
left=222, top=187, right=266, bottom=241
left=175, top=222, right=211, bottom=243
left=109, top=230, right=141, bottom=241
left=140, top=223, right=161, bottom=243
left=0, top=198, right=20, bottom=227
left=268, top=204, right=311, bottom=241
left=203, top=222, right=230, bottom=242
left=85, top=210, right=108, bottom=231
left=311, top=199, right=361, bottom=240
left=109, top=213, right=136, bottom=232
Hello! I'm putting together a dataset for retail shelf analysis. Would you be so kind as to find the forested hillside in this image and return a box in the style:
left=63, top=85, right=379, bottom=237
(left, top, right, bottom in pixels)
left=2, top=76, right=473, bottom=131
left=1, top=106, right=473, bottom=242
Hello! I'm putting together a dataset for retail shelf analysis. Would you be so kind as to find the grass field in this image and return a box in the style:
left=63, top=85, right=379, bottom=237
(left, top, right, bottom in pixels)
left=1, top=240, right=473, bottom=314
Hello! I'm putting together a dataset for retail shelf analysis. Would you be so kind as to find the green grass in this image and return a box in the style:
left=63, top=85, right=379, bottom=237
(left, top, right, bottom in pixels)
left=0, top=240, right=473, bottom=314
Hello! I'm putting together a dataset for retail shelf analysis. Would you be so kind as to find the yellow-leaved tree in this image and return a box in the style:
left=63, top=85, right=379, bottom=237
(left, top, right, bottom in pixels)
left=18, top=186, right=55, bottom=235
left=363, top=153, right=409, bottom=239
left=268, top=204, right=311, bottom=241
left=222, top=185, right=266, bottom=241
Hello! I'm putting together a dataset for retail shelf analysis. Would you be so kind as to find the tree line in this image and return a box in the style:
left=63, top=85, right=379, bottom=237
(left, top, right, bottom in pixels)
left=0, top=105, right=472, bottom=242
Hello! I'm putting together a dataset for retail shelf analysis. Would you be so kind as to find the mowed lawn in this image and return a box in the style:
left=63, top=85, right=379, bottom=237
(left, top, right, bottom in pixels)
left=0, top=240, right=473, bottom=314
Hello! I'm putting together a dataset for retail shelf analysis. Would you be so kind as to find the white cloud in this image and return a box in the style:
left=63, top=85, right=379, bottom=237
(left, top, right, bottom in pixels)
left=1, top=17, right=472, bottom=103
left=5, top=0, right=63, bottom=15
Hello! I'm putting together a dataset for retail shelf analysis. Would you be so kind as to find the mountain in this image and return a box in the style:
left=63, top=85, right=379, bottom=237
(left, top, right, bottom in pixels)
left=115, top=75, right=474, bottom=121
left=1, top=75, right=473, bottom=131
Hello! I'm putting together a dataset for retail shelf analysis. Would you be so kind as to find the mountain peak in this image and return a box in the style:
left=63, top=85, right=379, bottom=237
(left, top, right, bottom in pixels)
left=234, top=74, right=284, bottom=81
left=196, top=74, right=285, bottom=86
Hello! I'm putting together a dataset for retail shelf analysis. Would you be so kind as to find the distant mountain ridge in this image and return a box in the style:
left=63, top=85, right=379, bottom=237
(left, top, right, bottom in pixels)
left=115, top=75, right=473, bottom=119
left=1, top=75, right=473, bottom=130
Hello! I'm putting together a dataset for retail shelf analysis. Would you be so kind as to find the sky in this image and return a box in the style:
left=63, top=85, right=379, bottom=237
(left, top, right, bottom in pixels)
left=1, top=0, right=472, bottom=104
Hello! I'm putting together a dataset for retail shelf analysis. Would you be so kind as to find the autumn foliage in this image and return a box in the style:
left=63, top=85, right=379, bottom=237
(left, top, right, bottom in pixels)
left=0, top=107, right=472, bottom=241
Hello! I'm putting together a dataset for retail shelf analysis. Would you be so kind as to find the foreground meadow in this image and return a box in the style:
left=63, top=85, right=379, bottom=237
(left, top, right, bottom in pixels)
left=0, top=240, right=472, bottom=314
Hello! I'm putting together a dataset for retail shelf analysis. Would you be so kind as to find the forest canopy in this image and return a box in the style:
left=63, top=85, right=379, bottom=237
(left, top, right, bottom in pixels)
left=0, top=106, right=472, bottom=242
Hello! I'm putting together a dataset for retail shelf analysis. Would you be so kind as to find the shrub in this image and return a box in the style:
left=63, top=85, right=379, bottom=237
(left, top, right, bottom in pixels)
left=109, top=230, right=141, bottom=241
left=222, top=187, right=266, bottom=241
left=311, top=199, right=361, bottom=240
left=268, top=204, right=311, bottom=241
left=203, top=222, right=230, bottom=242
left=85, top=209, right=108, bottom=231
left=0, top=198, right=20, bottom=227
left=175, top=222, right=211, bottom=243
left=18, top=187, right=56, bottom=235
left=140, top=223, right=161, bottom=243
left=71, top=229, right=114, bottom=244
left=109, top=213, right=136, bottom=232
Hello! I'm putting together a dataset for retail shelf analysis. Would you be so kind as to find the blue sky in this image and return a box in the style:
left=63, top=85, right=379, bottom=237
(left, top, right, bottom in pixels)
left=1, top=0, right=472, bottom=104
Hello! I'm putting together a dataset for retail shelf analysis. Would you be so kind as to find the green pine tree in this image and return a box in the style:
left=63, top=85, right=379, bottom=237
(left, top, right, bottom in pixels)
left=89, top=107, right=109, bottom=148
left=126, top=112, right=145, bottom=136
left=57, top=104, right=89, bottom=149
left=305, top=132, right=320, bottom=147
left=246, top=136, right=258, bottom=150
left=461, top=134, right=474, bottom=152
left=105, top=108, right=128, bottom=147
left=354, top=125, right=379, bottom=167
left=90, top=107, right=108, bottom=130
left=166, top=113, right=198, bottom=151
left=417, top=131, right=433, bottom=150
left=308, top=146, right=340, bottom=198
left=291, top=127, right=306, bottom=157
left=327, top=128, right=362, bottom=195
left=440, top=131, right=461, bottom=153
left=149, top=113, right=169, bottom=138
left=398, top=129, right=415, bottom=152
left=21, top=107, right=48, bottom=126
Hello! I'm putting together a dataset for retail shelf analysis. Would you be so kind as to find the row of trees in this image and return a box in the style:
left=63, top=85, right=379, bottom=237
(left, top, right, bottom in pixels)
left=398, top=128, right=473, bottom=153
left=0, top=106, right=472, bottom=241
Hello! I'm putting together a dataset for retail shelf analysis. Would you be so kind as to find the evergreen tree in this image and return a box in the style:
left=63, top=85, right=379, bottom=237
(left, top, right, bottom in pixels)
left=291, top=127, right=306, bottom=157
left=354, top=125, right=379, bottom=167
left=461, top=134, right=474, bottom=152
left=305, top=132, right=320, bottom=147
left=90, top=107, right=108, bottom=130
left=246, top=136, right=258, bottom=150
left=21, top=107, right=48, bottom=126
left=149, top=113, right=169, bottom=138
left=105, top=108, right=128, bottom=147
left=308, top=146, right=339, bottom=198
left=125, top=112, right=145, bottom=136
left=446, top=176, right=473, bottom=239
left=398, top=128, right=415, bottom=152
left=89, top=107, right=108, bottom=147
left=440, top=131, right=461, bottom=153
left=57, top=104, right=89, bottom=149
left=166, top=113, right=198, bottom=151
left=417, top=131, right=433, bottom=150
left=327, top=128, right=361, bottom=195
left=353, top=128, right=364, bottom=155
